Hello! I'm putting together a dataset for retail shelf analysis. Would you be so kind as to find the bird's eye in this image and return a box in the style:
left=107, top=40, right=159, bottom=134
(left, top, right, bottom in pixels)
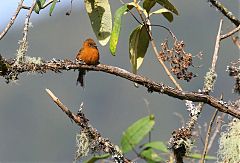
left=89, top=43, right=97, bottom=48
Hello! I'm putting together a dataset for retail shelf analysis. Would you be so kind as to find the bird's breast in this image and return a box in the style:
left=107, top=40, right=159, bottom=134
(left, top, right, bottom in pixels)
left=79, top=47, right=99, bottom=65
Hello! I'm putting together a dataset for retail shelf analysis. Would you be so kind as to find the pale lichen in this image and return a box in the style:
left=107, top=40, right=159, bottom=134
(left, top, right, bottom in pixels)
left=217, top=119, right=240, bottom=162
left=74, top=131, right=90, bottom=162
left=203, top=68, right=217, bottom=92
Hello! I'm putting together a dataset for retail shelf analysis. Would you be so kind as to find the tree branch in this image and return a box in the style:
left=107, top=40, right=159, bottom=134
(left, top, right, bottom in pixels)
left=45, top=88, right=132, bottom=163
left=1, top=58, right=239, bottom=119
left=209, top=0, right=240, bottom=26
left=211, top=19, right=222, bottom=73
left=200, top=110, right=218, bottom=162
left=0, top=0, right=25, bottom=40
left=220, top=25, right=240, bottom=40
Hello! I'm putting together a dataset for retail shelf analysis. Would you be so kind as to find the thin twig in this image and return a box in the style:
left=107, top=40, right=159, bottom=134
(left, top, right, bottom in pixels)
left=150, top=24, right=176, bottom=39
left=209, top=0, right=240, bottom=26
left=119, top=0, right=143, bottom=25
left=211, top=19, right=223, bottom=72
left=45, top=88, right=132, bottom=163
left=42, top=0, right=57, bottom=9
left=21, top=5, right=31, bottom=10
left=200, top=110, right=218, bottom=163
left=220, top=25, right=240, bottom=40
left=207, top=113, right=225, bottom=151
left=0, top=0, right=25, bottom=40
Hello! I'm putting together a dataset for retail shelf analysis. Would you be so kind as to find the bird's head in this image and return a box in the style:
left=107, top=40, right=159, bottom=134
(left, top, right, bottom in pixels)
left=83, top=38, right=97, bottom=49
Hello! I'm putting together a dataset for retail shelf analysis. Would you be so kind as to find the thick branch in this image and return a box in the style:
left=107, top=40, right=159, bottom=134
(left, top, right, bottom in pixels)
left=2, top=59, right=240, bottom=119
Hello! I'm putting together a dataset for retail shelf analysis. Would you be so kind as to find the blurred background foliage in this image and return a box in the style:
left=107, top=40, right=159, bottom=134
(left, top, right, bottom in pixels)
left=0, top=0, right=239, bottom=162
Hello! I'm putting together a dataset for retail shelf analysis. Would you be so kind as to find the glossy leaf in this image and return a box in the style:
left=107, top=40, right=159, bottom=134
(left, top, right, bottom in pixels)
left=150, top=8, right=173, bottom=22
left=156, top=0, right=178, bottom=15
left=121, top=115, right=155, bottom=153
left=110, top=3, right=134, bottom=55
left=129, top=25, right=150, bottom=74
left=34, top=0, right=46, bottom=14
left=84, top=0, right=112, bottom=46
left=140, top=148, right=163, bottom=163
left=84, top=154, right=110, bottom=163
left=143, top=141, right=169, bottom=153
left=143, top=0, right=156, bottom=13
left=49, top=0, right=57, bottom=16
left=187, top=153, right=217, bottom=160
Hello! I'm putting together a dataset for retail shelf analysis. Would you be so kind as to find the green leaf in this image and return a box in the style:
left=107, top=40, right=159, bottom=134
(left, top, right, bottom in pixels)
left=143, top=141, right=169, bottom=153
left=156, top=0, right=178, bottom=15
left=150, top=8, right=173, bottom=22
left=186, top=153, right=217, bottom=160
left=109, top=3, right=134, bottom=55
left=129, top=26, right=140, bottom=74
left=84, top=0, right=112, bottom=46
left=129, top=25, right=150, bottom=74
left=121, top=115, right=155, bottom=153
left=49, top=0, right=57, bottom=16
left=34, top=0, right=46, bottom=14
left=143, top=0, right=156, bottom=13
left=140, top=148, right=163, bottom=163
left=84, top=154, right=110, bottom=163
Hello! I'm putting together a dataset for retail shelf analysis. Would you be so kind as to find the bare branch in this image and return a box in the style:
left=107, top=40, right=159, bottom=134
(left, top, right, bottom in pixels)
left=220, top=25, right=240, bottom=40
left=211, top=19, right=223, bottom=72
left=200, top=110, right=218, bottom=162
left=207, top=113, right=225, bottom=151
left=45, top=88, right=132, bottom=163
left=0, top=0, right=25, bottom=40
left=45, top=88, right=81, bottom=124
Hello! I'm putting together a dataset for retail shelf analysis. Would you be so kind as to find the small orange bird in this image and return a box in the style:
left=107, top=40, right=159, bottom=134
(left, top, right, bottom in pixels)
left=76, top=38, right=100, bottom=87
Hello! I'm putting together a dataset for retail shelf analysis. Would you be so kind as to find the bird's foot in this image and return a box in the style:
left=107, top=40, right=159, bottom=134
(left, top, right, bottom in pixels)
left=75, top=59, right=86, bottom=64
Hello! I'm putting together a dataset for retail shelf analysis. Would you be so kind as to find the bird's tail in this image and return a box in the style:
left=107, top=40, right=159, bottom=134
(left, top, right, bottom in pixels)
left=76, top=69, right=86, bottom=87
